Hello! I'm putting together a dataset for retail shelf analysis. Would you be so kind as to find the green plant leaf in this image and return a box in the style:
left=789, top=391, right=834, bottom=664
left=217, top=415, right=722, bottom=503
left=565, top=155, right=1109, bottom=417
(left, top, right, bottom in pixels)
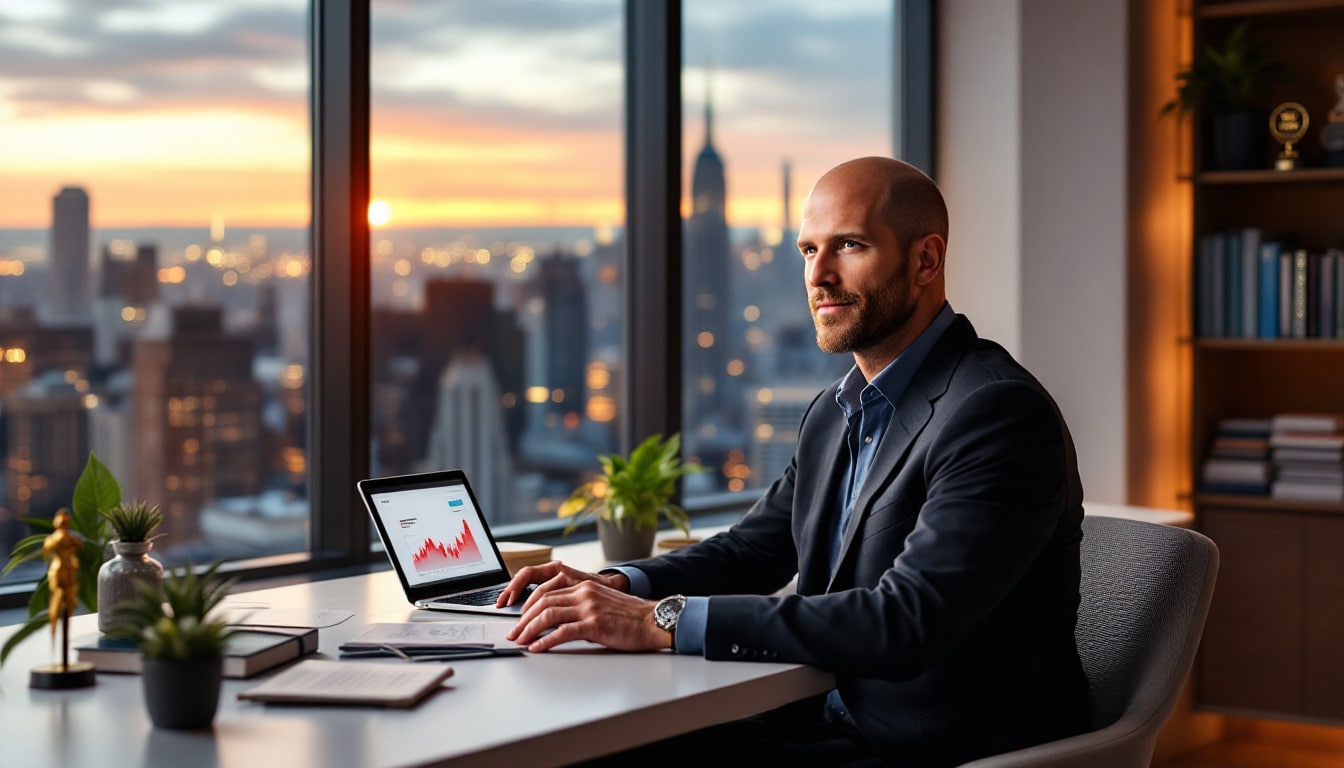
left=71, top=452, right=120, bottom=540
left=3, top=533, right=49, bottom=577
left=0, top=611, right=50, bottom=667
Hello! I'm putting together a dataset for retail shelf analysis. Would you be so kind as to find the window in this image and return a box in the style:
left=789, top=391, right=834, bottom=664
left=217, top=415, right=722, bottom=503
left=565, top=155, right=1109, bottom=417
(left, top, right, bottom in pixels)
left=680, top=0, right=905, bottom=502
left=0, top=0, right=311, bottom=579
left=0, top=0, right=931, bottom=603
left=368, top=1, right=624, bottom=535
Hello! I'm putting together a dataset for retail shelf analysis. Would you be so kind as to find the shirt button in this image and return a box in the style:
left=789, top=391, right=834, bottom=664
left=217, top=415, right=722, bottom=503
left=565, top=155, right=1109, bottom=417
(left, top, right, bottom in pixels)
left=730, top=643, right=740, bottom=654
left=864, top=436, right=873, bottom=444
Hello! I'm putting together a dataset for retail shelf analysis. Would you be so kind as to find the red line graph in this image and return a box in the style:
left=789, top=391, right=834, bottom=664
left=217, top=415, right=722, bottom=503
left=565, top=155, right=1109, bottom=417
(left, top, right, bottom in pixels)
left=410, top=519, right=483, bottom=571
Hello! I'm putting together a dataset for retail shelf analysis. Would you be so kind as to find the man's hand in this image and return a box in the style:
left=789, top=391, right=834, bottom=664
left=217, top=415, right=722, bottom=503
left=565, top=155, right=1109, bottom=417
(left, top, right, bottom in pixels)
left=495, top=560, right=629, bottom=611
left=505, top=578, right=671, bottom=653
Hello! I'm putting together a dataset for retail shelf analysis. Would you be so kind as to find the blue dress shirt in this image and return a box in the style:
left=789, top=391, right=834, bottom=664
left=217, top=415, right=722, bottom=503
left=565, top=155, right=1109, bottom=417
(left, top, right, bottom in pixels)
left=617, top=304, right=957, bottom=720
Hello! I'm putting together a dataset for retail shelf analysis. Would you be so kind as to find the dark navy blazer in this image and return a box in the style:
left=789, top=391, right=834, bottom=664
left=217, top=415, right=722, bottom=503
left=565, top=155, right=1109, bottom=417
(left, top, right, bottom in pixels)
left=631, top=315, right=1089, bottom=766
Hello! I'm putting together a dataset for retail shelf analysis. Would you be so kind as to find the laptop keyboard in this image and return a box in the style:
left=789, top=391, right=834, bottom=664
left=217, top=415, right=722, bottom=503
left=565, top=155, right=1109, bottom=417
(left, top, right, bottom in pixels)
left=437, top=586, right=507, bottom=606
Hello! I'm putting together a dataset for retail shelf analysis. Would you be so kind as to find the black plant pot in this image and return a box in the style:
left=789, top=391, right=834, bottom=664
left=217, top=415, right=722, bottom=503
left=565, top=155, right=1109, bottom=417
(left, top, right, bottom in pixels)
left=1211, top=110, right=1267, bottom=171
left=142, top=656, right=223, bottom=730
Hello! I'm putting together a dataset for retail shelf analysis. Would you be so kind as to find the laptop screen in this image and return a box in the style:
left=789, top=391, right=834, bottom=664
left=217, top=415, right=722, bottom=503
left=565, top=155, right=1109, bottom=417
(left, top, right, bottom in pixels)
left=360, top=471, right=510, bottom=599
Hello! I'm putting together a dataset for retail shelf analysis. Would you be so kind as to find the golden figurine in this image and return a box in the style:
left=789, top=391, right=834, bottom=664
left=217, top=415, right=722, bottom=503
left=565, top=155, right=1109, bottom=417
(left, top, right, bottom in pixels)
left=44, top=510, right=81, bottom=638
left=30, top=508, right=96, bottom=689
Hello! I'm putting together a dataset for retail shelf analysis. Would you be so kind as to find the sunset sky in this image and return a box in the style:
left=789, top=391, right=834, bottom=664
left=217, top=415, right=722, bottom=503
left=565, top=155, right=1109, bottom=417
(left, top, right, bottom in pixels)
left=0, top=0, right=892, bottom=232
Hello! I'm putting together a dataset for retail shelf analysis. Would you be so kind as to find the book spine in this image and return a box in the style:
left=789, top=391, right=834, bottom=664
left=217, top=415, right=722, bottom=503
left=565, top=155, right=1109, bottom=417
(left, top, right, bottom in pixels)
left=1258, top=241, right=1281, bottom=338
left=1291, top=249, right=1309, bottom=338
left=1226, top=229, right=1243, bottom=338
left=1241, top=227, right=1260, bottom=338
left=1319, top=252, right=1336, bottom=339
left=1212, top=232, right=1227, bottom=337
left=1279, top=251, right=1292, bottom=337
left=1334, top=250, right=1344, bottom=338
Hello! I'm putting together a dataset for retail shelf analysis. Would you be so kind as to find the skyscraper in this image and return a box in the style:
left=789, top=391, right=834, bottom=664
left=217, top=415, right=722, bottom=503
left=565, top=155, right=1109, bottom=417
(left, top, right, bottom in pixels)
left=131, top=306, right=264, bottom=546
left=425, top=352, right=514, bottom=523
left=3, top=371, right=88, bottom=520
left=684, top=95, right=734, bottom=436
left=538, top=249, right=588, bottom=419
left=49, top=186, right=91, bottom=322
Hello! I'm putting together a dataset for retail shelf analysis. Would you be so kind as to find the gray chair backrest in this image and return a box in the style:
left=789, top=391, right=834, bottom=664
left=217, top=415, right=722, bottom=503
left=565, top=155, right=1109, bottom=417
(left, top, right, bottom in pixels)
left=959, top=514, right=1219, bottom=768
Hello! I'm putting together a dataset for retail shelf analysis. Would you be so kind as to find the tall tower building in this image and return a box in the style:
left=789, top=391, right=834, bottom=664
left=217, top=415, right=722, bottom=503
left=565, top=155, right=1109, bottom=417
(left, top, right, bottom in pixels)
left=538, top=249, right=588, bottom=420
left=132, top=306, right=264, bottom=545
left=425, top=352, right=514, bottom=523
left=684, top=94, right=735, bottom=438
left=49, top=186, right=91, bottom=322
left=4, top=372, right=88, bottom=520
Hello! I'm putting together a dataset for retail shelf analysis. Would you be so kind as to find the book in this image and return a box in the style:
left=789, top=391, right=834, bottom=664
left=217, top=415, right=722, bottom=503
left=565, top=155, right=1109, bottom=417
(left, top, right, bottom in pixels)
left=1201, top=458, right=1271, bottom=485
left=1271, top=480, right=1344, bottom=503
left=1217, top=417, right=1272, bottom=437
left=1291, top=249, right=1309, bottom=338
left=1239, top=228, right=1260, bottom=338
left=1209, top=436, right=1269, bottom=460
left=1279, top=250, right=1293, bottom=337
left=1273, top=447, right=1344, bottom=464
left=1269, top=432, right=1344, bottom=450
left=1258, top=240, right=1281, bottom=338
left=76, top=626, right=319, bottom=679
left=1319, top=251, right=1337, bottom=339
left=1271, top=413, right=1344, bottom=433
left=1226, top=229, right=1243, bottom=338
left=237, top=659, right=453, bottom=707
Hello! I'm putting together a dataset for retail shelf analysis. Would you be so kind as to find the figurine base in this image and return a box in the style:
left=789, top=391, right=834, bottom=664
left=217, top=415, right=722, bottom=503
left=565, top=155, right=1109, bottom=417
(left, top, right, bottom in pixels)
left=1274, top=156, right=1299, bottom=171
left=30, top=662, right=97, bottom=689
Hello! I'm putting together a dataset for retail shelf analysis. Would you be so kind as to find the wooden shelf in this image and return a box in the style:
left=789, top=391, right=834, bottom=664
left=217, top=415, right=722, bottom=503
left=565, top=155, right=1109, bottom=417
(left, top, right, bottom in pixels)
left=1188, top=167, right=1344, bottom=185
left=1192, top=338, right=1344, bottom=350
left=1197, top=0, right=1344, bottom=20
left=1197, top=493, right=1344, bottom=514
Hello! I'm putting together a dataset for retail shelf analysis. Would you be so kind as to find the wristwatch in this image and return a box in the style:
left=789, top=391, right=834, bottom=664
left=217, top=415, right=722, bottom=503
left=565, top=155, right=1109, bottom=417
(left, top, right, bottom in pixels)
left=654, top=594, right=687, bottom=647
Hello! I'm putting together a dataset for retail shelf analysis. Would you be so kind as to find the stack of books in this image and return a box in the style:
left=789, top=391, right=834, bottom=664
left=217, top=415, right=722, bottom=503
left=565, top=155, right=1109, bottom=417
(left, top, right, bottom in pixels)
left=1268, top=413, right=1344, bottom=502
left=1201, top=417, right=1272, bottom=495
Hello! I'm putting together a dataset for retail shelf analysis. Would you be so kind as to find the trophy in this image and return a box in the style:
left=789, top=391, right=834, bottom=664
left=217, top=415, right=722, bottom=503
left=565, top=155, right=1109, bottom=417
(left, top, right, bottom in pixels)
left=1323, top=74, right=1344, bottom=167
left=1270, top=102, right=1309, bottom=171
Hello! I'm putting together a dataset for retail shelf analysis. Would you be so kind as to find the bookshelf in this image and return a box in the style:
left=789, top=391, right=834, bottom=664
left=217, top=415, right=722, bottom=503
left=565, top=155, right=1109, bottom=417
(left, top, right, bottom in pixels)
left=1185, top=0, right=1344, bottom=723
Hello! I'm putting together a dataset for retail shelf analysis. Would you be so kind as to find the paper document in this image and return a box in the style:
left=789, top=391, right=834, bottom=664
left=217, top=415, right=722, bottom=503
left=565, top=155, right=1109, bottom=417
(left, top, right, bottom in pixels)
left=345, top=621, right=507, bottom=648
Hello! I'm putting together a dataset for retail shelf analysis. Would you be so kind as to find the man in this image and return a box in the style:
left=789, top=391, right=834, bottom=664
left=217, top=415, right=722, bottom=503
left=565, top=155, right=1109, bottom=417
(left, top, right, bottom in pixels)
left=498, top=156, right=1088, bottom=766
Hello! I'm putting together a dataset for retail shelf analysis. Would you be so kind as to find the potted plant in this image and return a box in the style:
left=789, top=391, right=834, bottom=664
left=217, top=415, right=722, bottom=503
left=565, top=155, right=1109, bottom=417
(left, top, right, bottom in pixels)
left=108, top=561, right=236, bottom=730
left=558, top=433, right=706, bottom=561
left=1, top=453, right=120, bottom=666
left=1160, top=21, right=1283, bottom=170
left=97, top=502, right=165, bottom=632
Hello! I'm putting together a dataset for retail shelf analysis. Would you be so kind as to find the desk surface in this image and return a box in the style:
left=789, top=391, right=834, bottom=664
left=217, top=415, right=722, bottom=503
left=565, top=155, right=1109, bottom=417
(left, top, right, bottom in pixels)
left=0, top=528, right=833, bottom=768
left=0, top=504, right=1186, bottom=767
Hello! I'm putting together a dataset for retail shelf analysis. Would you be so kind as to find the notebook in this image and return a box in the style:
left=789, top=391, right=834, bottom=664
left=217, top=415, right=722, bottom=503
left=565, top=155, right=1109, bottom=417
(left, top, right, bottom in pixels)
left=357, top=470, right=535, bottom=616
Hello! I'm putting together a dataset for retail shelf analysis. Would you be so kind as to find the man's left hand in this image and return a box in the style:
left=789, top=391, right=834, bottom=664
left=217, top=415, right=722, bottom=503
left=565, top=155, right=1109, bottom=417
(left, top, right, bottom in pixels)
left=507, top=579, right=671, bottom=653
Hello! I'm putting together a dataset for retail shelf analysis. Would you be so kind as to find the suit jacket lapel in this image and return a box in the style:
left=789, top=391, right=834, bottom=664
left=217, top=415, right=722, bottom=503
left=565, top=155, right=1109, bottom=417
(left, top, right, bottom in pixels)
left=826, top=316, right=977, bottom=591
left=797, top=410, right=849, bottom=595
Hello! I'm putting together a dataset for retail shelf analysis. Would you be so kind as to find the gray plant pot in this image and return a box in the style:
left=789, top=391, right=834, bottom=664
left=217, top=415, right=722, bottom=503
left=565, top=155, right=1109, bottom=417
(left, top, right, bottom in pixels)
left=97, top=541, right=164, bottom=632
left=597, top=518, right=655, bottom=562
left=142, top=656, right=223, bottom=730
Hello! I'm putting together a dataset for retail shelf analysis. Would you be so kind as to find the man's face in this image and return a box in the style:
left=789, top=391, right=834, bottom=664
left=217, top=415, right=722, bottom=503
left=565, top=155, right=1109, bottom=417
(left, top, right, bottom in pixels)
left=797, top=176, right=917, bottom=356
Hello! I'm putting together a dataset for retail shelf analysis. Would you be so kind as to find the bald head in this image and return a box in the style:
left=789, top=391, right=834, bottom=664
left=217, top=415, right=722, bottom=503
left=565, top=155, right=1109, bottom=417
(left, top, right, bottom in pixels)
left=812, top=157, right=948, bottom=252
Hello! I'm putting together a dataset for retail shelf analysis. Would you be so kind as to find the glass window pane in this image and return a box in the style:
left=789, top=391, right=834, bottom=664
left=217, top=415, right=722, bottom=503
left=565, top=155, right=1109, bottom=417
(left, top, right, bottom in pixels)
left=369, top=1, right=624, bottom=535
left=681, top=1, right=895, bottom=501
left=0, top=1, right=311, bottom=576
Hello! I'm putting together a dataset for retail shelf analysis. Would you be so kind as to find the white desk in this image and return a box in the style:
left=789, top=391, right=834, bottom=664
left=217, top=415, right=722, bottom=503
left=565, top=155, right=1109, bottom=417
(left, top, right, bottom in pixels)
left=0, top=528, right=834, bottom=768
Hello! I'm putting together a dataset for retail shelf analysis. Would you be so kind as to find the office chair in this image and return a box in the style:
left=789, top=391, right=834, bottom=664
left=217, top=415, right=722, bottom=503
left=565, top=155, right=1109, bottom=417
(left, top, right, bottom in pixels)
left=958, top=514, right=1219, bottom=768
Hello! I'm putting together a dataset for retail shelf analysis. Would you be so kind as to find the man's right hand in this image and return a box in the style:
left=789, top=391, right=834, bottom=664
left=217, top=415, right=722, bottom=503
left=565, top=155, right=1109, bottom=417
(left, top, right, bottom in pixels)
left=495, top=561, right=630, bottom=612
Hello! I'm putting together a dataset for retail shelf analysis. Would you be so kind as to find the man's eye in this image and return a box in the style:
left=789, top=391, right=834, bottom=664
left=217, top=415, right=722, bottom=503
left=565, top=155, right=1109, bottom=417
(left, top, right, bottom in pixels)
left=841, top=240, right=860, bottom=250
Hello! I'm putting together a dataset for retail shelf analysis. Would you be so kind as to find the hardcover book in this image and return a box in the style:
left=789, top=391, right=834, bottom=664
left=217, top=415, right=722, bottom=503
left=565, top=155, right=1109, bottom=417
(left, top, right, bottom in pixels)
left=75, top=625, right=319, bottom=679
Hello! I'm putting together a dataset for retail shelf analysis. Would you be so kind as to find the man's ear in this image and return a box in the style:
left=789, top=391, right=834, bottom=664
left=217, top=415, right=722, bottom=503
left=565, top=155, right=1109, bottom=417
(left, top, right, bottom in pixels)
left=911, top=234, right=946, bottom=287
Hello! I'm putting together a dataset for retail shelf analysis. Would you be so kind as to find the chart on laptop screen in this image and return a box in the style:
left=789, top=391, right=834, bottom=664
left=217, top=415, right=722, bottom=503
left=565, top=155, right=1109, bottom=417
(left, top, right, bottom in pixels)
left=370, top=484, right=503, bottom=586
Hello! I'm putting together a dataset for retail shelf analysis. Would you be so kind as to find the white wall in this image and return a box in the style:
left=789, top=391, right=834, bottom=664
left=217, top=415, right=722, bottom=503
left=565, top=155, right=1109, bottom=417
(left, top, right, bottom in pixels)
left=939, top=0, right=1128, bottom=503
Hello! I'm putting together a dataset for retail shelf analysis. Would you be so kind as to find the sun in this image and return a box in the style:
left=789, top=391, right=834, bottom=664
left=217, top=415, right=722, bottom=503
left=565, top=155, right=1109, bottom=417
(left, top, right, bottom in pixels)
left=368, top=199, right=391, bottom=227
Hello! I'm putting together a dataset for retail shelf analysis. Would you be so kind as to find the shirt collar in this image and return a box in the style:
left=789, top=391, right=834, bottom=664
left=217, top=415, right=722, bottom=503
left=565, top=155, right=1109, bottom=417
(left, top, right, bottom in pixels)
left=835, top=302, right=956, bottom=416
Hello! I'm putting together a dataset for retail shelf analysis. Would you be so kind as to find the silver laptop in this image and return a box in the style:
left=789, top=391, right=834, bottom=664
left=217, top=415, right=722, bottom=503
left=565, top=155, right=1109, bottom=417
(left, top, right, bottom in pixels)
left=358, top=469, right=533, bottom=616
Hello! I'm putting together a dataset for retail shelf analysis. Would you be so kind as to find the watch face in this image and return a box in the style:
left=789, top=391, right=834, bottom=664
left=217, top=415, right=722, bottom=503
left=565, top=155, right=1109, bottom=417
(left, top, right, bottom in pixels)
left=655, top=595, right=685, bottom=630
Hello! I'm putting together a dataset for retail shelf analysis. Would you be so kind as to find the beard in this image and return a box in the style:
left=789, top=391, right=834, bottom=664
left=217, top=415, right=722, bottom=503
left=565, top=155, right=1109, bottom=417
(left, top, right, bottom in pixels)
left=810, top=277, right=915, bottom=355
